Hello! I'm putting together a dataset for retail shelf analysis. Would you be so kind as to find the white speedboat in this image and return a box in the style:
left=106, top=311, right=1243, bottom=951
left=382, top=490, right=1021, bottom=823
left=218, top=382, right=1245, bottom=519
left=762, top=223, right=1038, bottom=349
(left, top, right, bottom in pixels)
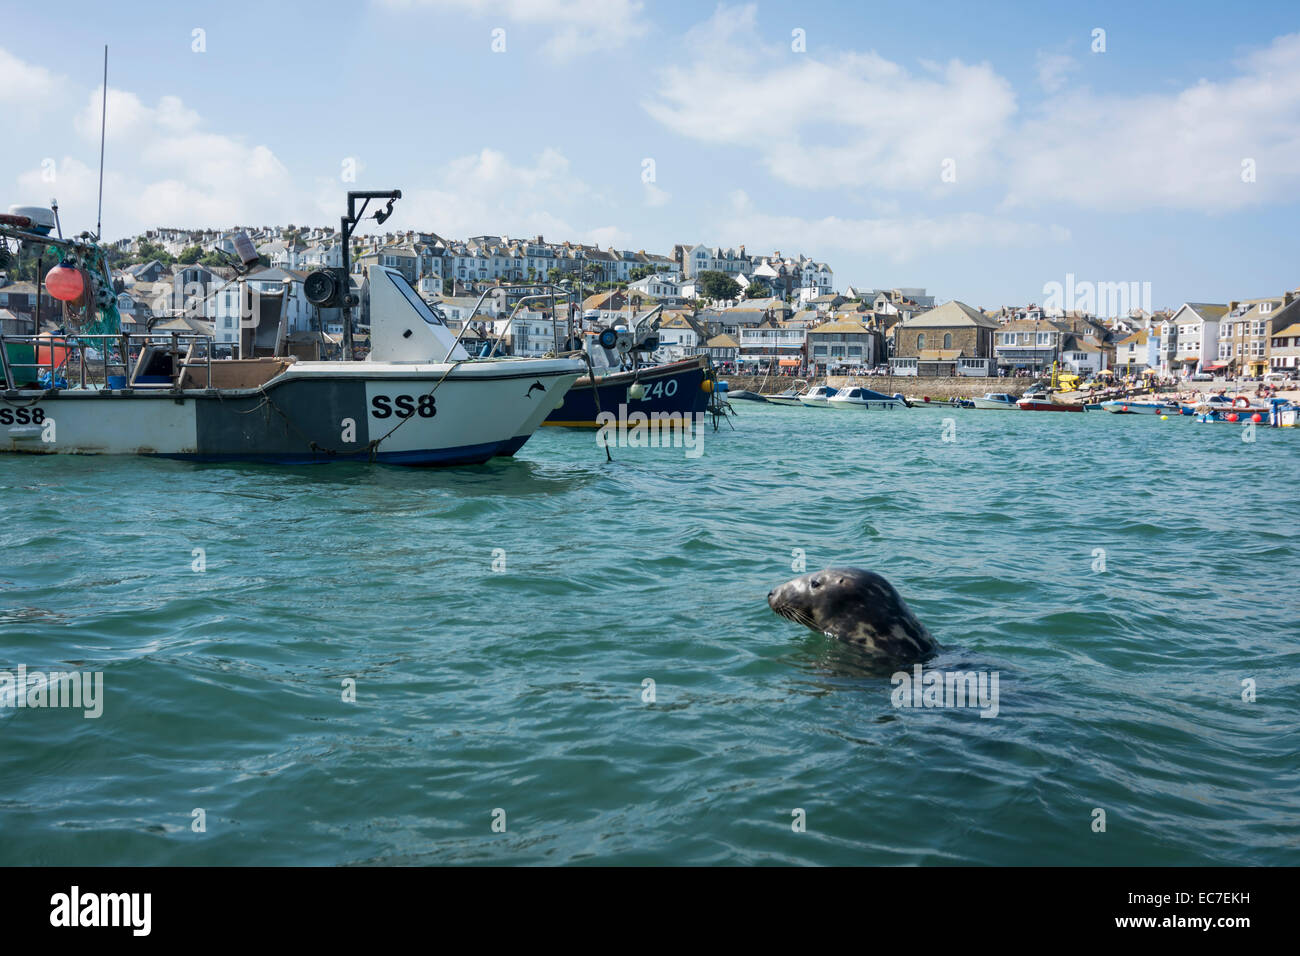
left=764, top=385, right=804, bottom=406
left=827, top=386, right=907, bottom=410
left=971, top=392, right=1018, bottom=410
left=798, top=384, right=838, bottom=407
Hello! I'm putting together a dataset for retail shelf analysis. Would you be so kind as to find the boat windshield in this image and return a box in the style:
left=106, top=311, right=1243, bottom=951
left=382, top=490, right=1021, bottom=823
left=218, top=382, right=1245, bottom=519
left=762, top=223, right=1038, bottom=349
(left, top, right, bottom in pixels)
left=384, top=269, right=447, bottom=327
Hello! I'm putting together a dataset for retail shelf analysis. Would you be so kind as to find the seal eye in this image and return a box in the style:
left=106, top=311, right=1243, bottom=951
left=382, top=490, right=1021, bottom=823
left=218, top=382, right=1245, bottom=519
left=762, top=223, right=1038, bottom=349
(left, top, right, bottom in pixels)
left=811, top=578, right=822, bottom=589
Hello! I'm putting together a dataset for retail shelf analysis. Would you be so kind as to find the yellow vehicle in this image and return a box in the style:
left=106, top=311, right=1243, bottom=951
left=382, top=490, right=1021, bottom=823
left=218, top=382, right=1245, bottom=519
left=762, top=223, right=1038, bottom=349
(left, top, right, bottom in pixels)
left=1054, top=372, right=1083, bottom=392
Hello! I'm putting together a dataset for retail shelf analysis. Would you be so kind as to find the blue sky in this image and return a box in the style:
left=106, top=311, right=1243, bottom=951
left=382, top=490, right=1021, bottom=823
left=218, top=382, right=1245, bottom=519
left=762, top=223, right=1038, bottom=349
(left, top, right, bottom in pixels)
left=2, top=0, right=1297, bottom=311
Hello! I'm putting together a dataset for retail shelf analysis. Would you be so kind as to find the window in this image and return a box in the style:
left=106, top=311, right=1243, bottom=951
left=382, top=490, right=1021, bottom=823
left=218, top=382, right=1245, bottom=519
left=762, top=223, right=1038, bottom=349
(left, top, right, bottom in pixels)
left=917, top=333, right=925, bottom=349
left=943, top=333, right=952, bottom=349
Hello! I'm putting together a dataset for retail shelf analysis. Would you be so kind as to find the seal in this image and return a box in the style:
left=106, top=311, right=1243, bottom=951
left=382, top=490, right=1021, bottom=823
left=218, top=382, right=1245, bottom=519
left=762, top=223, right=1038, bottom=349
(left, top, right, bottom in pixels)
left=767, top=567, right=938, bottom=662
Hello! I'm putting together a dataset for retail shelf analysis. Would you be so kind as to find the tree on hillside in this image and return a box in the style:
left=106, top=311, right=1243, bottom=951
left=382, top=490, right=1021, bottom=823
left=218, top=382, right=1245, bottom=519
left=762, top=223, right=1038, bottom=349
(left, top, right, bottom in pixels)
left=744, top=282, right=768, bottom=299
left=178, top=244, right=203, bottom=264
left=134, top=239, right=175, bottom=266
left=697, top=270, right=741, bottom=302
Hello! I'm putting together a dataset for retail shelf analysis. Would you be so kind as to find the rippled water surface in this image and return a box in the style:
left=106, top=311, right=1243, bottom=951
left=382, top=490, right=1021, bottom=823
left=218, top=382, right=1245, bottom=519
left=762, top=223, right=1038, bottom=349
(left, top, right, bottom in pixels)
left=2, top=405, right=1297, bottom=865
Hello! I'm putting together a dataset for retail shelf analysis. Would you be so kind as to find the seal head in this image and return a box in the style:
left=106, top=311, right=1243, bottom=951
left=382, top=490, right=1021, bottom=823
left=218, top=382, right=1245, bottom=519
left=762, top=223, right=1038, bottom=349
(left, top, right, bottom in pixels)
left=768, top=567, right=938, bottom=663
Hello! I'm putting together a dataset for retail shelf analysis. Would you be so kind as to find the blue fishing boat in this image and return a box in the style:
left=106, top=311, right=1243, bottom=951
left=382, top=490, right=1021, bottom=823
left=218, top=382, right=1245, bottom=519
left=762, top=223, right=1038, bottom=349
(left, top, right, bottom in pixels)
left=543, top=353, right=716, bottom=427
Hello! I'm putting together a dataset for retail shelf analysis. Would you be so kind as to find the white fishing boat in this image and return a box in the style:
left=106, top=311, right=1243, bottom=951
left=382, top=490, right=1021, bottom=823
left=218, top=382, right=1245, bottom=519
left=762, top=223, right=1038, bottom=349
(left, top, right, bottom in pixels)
left=827, top=386, right=907, bottom=410
left=971, top=392, right=1018, bottom=410
left=798, top=384, right=839, bottom=407
left=1, top=193, right=586, bottom=465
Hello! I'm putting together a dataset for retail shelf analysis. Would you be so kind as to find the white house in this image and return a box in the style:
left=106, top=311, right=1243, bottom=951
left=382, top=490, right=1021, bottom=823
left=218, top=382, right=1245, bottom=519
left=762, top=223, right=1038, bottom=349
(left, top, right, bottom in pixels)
left=1113, top=330, right=1156, bottom=371
left=492, top=311, right=561, bottom=357
left=629, top=273, right=682, bottom=299
left=738, top=323, right=807, bottom=367
left=1168, top=302, right=1229, bottom=375
left=210, top=267, right=312, bottom=349
left=656, top=314, right=700, bottom=361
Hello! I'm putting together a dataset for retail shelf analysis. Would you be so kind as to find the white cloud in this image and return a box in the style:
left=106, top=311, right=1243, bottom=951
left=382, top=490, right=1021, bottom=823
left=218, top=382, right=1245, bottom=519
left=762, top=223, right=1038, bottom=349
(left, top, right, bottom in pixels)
left=376, top=0, right=648, bottom=59
left=719, top=190, right=1069, bottom=264
left=0, top=46, right=72, bottom=131
left=645, top=4, right=1017, bottom=192
left=1007, top=33, right=1300, bottom=211
left=650, top=8, right=1300, bottom=215
left=1035, top=51, right=1076, bottom=94
left=399, top=147, right=621, bottom=244
left=3, top=47, right=611, bottom=243
left=14, top=82, right=313, bottom=235
left=643, top=182, right=670, bottom=207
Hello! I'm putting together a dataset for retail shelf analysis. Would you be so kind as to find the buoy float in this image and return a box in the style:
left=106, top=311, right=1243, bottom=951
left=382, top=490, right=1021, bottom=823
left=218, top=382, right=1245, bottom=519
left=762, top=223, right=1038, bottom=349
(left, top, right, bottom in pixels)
left=628, top=382, right=646, bottom=400
left=44, top=264, right=86, bottom=302
left=1251, top=413, right=1262, bottom=423
left=1122, top=404, right=1129, bottom=412
left=1226, top=412, right=1238, bottom=422
left=1160, top=414, right=1168, bottom=420
left=701, top=379, right=713, bottom=393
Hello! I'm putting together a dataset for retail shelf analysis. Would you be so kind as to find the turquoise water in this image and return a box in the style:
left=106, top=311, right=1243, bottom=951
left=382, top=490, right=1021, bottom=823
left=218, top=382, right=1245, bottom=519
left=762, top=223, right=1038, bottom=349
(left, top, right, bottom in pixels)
left=1, top=406, right=1297, bottom=865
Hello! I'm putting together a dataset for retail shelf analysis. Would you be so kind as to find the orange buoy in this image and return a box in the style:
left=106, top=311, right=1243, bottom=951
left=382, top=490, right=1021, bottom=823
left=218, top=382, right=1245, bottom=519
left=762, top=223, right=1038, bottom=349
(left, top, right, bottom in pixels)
left=44, top=264, right=86, bottom=302
left=35, top=333, right=72, bottom=368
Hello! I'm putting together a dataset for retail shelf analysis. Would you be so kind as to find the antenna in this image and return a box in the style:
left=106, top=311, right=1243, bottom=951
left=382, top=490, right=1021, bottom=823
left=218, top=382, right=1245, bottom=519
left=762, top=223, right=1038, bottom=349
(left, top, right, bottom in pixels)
left=95, top=45, right=107, bottom=239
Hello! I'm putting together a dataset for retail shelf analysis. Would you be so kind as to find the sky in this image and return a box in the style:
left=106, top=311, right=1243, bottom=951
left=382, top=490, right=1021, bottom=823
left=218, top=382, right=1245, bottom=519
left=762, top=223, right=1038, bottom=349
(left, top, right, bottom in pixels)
left=2, top=0, right=1298, bottom=311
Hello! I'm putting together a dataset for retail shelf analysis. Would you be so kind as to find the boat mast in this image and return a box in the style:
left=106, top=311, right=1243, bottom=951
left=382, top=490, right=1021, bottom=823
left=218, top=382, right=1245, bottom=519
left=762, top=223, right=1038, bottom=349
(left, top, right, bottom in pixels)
left=95, top=46, right=108, bottom=240
left=339, top=189, right=401, bottom=359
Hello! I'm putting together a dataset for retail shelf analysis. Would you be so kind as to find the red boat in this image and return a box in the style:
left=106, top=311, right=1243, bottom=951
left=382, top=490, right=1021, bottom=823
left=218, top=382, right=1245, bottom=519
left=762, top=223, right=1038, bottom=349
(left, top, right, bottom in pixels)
left=1017, top=398, right=1084, bottom=412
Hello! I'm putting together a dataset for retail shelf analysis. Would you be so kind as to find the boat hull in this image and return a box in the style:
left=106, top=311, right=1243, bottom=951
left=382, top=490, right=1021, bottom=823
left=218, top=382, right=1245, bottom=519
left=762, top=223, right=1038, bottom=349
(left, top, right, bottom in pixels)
left=971, top=398, right=1017, bottom=410
left=1, top=360, right=583, bottom=465
left=1017, top=400, right=1084, bottom=412
left=828, top=399, right=904, bottom=409
left=543, top=356, right=711, bottom=427
left=1101, top=401, right=1173, bottom=415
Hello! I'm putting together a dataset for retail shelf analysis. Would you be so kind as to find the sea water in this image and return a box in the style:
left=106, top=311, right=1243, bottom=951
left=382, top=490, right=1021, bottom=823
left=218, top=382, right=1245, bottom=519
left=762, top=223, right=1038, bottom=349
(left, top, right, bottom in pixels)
left=1, top=407, right=1296, bottom=864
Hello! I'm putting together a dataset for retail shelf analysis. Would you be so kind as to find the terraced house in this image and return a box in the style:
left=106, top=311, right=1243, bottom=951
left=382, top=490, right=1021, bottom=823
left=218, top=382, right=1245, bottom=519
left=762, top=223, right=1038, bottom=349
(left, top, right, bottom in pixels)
left=1168, top=302, right=1229, bottom=375
left=807, top=317, right=878, bottom=372
left=738, top=320, right=808, bottom=369
left=1216, top=293, right=1299, bottom=377
left=1270, top=316, right=1300, bottom=374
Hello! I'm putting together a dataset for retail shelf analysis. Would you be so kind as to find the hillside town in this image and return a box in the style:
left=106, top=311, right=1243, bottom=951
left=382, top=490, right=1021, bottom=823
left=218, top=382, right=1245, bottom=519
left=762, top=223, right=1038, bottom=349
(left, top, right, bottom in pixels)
left=2, top=222, right=1297, bottom=382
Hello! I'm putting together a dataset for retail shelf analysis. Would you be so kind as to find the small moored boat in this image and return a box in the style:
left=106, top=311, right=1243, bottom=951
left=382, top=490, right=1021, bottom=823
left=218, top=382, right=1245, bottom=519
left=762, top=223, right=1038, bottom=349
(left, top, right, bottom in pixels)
left=798, top=384, right=838, bottom=407
left=763, top=384, right=805, bottom=406
left=827, top=386, right=907, bottom=410
left=1100, top=400, right=1178, bottom=415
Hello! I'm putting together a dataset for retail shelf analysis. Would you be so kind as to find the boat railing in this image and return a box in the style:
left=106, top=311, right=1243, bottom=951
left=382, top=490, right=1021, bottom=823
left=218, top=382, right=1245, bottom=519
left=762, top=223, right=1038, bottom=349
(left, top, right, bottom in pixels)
left=0, top=332, right=214, bottom=391
left=445, top=283, right=574, bottom=361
